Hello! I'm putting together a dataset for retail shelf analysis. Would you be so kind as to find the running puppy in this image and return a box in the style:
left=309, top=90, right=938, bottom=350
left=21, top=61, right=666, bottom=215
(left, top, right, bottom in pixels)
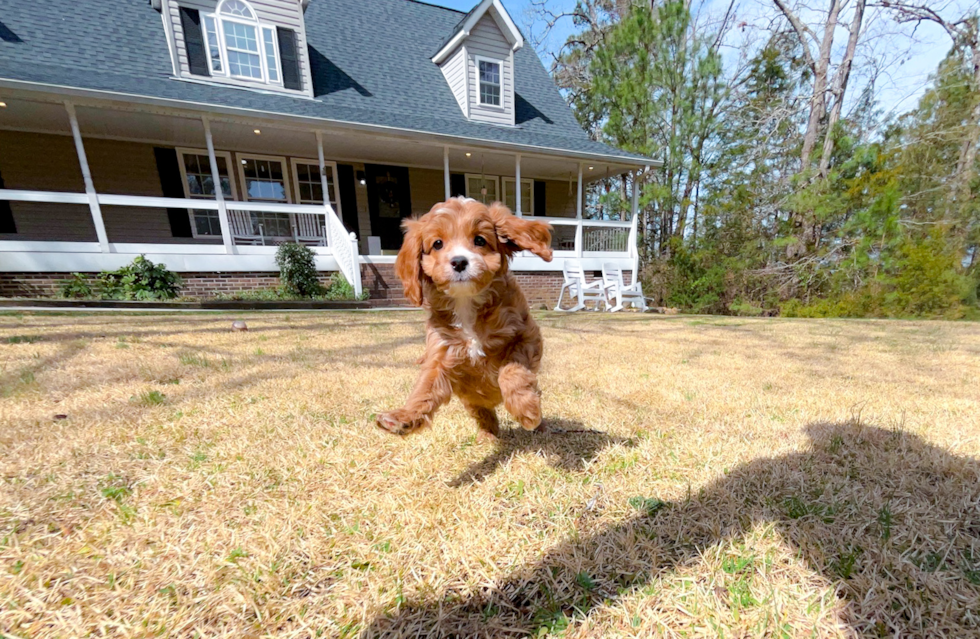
left=375, top=197, right=553, bottom=439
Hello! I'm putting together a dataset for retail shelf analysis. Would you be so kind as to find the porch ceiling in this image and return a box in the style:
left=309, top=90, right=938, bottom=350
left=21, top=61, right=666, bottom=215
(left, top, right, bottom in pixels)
left=0, top=95, right=645, bottom=182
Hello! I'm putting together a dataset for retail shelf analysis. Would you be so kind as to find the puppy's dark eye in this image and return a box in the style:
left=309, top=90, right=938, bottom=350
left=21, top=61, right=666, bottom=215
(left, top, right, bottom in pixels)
left=474, top=236, right=487, bottom=247
left=432, top=240, right=443, bottom=251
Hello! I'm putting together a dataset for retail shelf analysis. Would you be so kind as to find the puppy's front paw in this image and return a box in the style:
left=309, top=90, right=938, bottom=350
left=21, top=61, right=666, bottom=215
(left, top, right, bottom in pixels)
left=375, top=410, right=428, bottom=436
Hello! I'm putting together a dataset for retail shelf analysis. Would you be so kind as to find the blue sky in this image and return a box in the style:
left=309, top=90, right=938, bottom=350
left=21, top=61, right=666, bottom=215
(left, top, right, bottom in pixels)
left=433, top=0, right=978, bottom=117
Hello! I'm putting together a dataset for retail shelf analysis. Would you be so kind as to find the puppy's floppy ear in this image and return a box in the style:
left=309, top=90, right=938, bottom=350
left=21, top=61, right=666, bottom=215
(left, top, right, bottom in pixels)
left=395, top=218, right=425, bottom=306
left=490, top=202, right=553, bottom=262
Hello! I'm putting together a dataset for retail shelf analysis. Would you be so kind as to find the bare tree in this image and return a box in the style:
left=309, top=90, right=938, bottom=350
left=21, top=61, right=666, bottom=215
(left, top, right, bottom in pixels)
left=772, top=0, right=868, bottom=176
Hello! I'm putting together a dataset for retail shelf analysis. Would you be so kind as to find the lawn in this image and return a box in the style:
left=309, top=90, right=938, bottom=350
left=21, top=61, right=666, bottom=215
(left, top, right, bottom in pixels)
left=1, top=311, right=979, bottom=638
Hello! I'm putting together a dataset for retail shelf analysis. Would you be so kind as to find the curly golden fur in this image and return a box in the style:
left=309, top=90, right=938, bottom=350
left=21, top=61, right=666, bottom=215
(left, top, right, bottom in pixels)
left=375, top=197, right=553, bottom=438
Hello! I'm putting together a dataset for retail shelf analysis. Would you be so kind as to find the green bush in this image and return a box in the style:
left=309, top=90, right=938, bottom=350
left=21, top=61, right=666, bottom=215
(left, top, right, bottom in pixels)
left=321, top=273, right=368, bottom=301
left=59, top=273, right=94, bottom=299
left=99, top=256, right=183, bottom=301
left=275, top=242, right=324, bottom=298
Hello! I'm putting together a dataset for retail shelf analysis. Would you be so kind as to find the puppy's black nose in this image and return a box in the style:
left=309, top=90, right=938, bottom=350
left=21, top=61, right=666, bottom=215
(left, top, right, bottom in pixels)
left=450, top=256, right=469, bottom=272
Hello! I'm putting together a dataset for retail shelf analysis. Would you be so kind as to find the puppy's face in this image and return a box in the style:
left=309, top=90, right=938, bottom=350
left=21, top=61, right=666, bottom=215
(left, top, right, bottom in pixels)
left=395, top=198, right=553, bottom=305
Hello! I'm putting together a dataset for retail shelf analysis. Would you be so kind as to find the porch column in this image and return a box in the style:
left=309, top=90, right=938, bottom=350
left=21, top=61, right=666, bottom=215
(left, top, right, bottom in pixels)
left=514, top=153, right=522, bottom=216
left=64, top=101, right=109, bottom=253
left=316, top=131, right=332, bottom=248
left=631, top=169, right=640, bottom=275
left=575, top=161, right=584, bottom=257
left=201, top=116, right=235, bottom=255
left=444, top=146, right=451, bottom=200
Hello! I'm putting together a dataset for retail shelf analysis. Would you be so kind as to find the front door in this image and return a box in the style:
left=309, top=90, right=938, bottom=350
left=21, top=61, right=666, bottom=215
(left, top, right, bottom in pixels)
left=365, top=164, right=412, bottom=250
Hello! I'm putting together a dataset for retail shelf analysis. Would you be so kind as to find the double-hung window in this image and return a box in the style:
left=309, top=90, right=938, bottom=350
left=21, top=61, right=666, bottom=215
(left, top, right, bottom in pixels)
left=237, top=154, right=293, bottom=238
left=201, top=0, right=281, bottom=85
left=176, top=149, right=236, bottom=238
left=477, top=58, right=502, bottom=107
left=502, top=178, right=534, bottom=215
left=292, top=159, right=340, bottom=212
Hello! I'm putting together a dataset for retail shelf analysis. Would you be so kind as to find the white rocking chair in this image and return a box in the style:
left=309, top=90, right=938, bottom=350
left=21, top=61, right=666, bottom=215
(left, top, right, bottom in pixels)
left=555, top=260, right=608, bottom=311
left=602, top=263, right=647, bottom=312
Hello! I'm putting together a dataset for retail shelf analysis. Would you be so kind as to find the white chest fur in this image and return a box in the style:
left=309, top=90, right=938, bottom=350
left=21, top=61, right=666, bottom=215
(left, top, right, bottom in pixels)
left=452, top=299, right=485, bottom=362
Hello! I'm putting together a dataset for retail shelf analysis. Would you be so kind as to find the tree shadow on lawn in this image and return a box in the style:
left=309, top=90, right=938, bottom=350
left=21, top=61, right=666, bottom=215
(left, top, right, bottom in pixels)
left=449, top=419, right=636, bottom=487
left=363, top=422, right=980, bottom=637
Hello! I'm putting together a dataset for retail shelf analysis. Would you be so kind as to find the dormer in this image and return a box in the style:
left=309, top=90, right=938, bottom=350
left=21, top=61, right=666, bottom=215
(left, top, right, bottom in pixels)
left=160, top=0, right=314, bottom=97
left=432, top=0, right=523, bottom=126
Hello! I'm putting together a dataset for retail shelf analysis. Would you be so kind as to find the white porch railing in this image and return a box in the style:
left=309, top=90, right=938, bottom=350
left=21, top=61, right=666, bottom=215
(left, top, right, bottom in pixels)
left=0, top=189, right=363, bottom=294
left=544, top=217, right=634, bottom=257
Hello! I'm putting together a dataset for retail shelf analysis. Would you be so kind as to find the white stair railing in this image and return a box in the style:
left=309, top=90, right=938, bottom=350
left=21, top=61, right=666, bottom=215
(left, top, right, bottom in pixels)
left=324, top=203, right=362, bottom=298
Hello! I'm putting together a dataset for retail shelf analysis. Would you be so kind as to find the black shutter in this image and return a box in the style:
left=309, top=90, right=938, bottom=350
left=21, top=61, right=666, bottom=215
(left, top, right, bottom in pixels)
left=534, top=180, right=546, bottom=216
left=336, top=164, right=360, bottom=236
left=179, top=7, right=210, bottom=77
left=277, top=27, right=302, bottom=90
left=0, top=169, right=15, bottom=234
left=153, top=148, right=193, bottom=238
left=450, top=173, right=466, bottom=198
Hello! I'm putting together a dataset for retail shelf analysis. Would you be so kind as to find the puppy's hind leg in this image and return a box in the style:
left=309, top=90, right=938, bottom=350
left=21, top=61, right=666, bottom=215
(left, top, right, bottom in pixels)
left=463, top=401, right=500, bottom=442
left=376, top=364, right=451, bottom=436
left=498, top=362, right=542, bottom=431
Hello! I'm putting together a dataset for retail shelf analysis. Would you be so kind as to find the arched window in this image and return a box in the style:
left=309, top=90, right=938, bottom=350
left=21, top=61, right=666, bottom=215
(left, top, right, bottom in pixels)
left=202, top=0, right=280, bottom=84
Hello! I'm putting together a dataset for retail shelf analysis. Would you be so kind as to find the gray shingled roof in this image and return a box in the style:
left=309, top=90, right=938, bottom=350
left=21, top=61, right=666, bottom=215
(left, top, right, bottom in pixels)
left=0, top=0, right=652, bottom=164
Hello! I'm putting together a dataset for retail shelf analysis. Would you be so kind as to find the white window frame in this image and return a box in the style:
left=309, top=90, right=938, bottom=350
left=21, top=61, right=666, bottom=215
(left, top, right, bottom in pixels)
left=474, top=55, right=503, bottom=108
left=290, top=158, right=341, bottom=213
left=175, top=147, right=238, bottom=239
left=202, top=0, right=282, bottom=86
left=236, top=153, right=292, bottom=203
left=502, top=177, right=534, bottom=215
left=465, top=173, right=501, bottom=204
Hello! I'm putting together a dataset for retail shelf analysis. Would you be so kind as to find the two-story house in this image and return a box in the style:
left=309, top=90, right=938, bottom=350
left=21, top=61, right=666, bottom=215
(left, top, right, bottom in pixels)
left=0, top=0, right=653, bottom=304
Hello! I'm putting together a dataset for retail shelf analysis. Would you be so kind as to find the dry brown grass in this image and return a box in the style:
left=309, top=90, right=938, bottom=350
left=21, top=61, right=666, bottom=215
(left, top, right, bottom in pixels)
left=1, top=311, right=979, bottom=638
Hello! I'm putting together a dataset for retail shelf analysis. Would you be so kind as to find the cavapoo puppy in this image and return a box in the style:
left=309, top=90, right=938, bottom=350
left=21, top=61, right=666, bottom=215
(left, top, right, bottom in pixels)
left=375, top=197, right=553, bottom=439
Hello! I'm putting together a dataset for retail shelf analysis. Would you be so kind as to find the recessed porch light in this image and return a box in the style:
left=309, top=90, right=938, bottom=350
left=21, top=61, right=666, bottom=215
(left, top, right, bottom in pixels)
left=465, top=152, right=471, bottom=157
left=253, top=129, right=261, bottom=134
left=588, top=166, right=594, bottom=170
left=0, top=101, right=6, bottom=108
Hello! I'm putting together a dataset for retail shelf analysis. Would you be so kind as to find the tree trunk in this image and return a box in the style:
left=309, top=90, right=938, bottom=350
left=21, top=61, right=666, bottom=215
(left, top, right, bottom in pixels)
left=819, top=0, right=866, bottom=176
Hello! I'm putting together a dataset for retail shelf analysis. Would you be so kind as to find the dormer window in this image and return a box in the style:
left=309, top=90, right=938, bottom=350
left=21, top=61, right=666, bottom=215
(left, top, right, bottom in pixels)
left=201, top=0, right=281, bottom=84
left=477, top=58, right=501, bottom=107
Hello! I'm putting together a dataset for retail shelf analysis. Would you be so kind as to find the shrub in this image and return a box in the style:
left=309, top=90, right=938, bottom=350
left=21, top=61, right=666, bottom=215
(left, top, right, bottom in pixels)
left=275, top=242, right=324, bottom=298
left=99, top=256, right=182, bottom=301
left=321, top=273, right=368, bottom=301
left=59, top=273, right=94, bottom=299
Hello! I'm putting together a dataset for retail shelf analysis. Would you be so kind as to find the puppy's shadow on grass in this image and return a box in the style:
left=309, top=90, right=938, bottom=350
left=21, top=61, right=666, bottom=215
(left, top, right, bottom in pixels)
left=448, top=418, right=635, bottom=487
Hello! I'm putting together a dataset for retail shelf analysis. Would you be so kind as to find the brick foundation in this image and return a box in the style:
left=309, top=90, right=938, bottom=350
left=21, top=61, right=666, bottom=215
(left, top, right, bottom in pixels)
left=0, top=267, right=565, bottom=307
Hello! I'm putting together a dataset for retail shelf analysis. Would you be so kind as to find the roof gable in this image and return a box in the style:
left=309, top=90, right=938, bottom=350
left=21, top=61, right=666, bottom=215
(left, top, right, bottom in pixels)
left=431, top=0, right=523, bottom=64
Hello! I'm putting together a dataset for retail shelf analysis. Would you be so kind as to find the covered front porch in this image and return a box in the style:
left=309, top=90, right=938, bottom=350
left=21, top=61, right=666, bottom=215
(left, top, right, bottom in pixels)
left=0, top=91, right=647, bottom=301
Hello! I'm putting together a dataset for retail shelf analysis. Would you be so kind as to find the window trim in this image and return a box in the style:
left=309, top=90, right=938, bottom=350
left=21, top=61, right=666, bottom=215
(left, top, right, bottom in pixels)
left=502, top=177, right=534, bottom=215
left=236, top=153, right=292, bottom=203
left=474, top=55, right=503, bottom=108
left=175, top=147, right=238, bottom=239
left=200, top=0, right=282, bottom=86
left=464, top=173, right=501, bottom=204
left=290, top=158, right=341, bottom=212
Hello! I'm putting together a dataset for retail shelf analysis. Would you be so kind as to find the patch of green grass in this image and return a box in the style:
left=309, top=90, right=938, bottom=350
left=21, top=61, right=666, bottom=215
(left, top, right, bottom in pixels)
left=628, top=496, right=667, bottom=516
left=575, top=571, right=597, bottom=591
left=878, top=503, right=893, bottom=541
left=178, top=353, right=209, bottom=367
left=226, top=548, right=249, bottom=563
left=830, top=547, right=863, bottom=579
left=5, top=335, right=42, bottom=344
left=131, top=390, right=166, bottom=406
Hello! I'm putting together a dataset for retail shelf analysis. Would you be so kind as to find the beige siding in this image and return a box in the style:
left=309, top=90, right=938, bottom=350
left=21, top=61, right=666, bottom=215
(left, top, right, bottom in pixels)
left=466, top=12, right=514, bottom=126
left=168, top=0, right=311, bottom=95
left=0, top=130, right=96, bottom=242
left=544, top=179, right=576, bottom=217
left=408, top=168, right=445, bottom=218
left=439, top=45, right=468, bottom=116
